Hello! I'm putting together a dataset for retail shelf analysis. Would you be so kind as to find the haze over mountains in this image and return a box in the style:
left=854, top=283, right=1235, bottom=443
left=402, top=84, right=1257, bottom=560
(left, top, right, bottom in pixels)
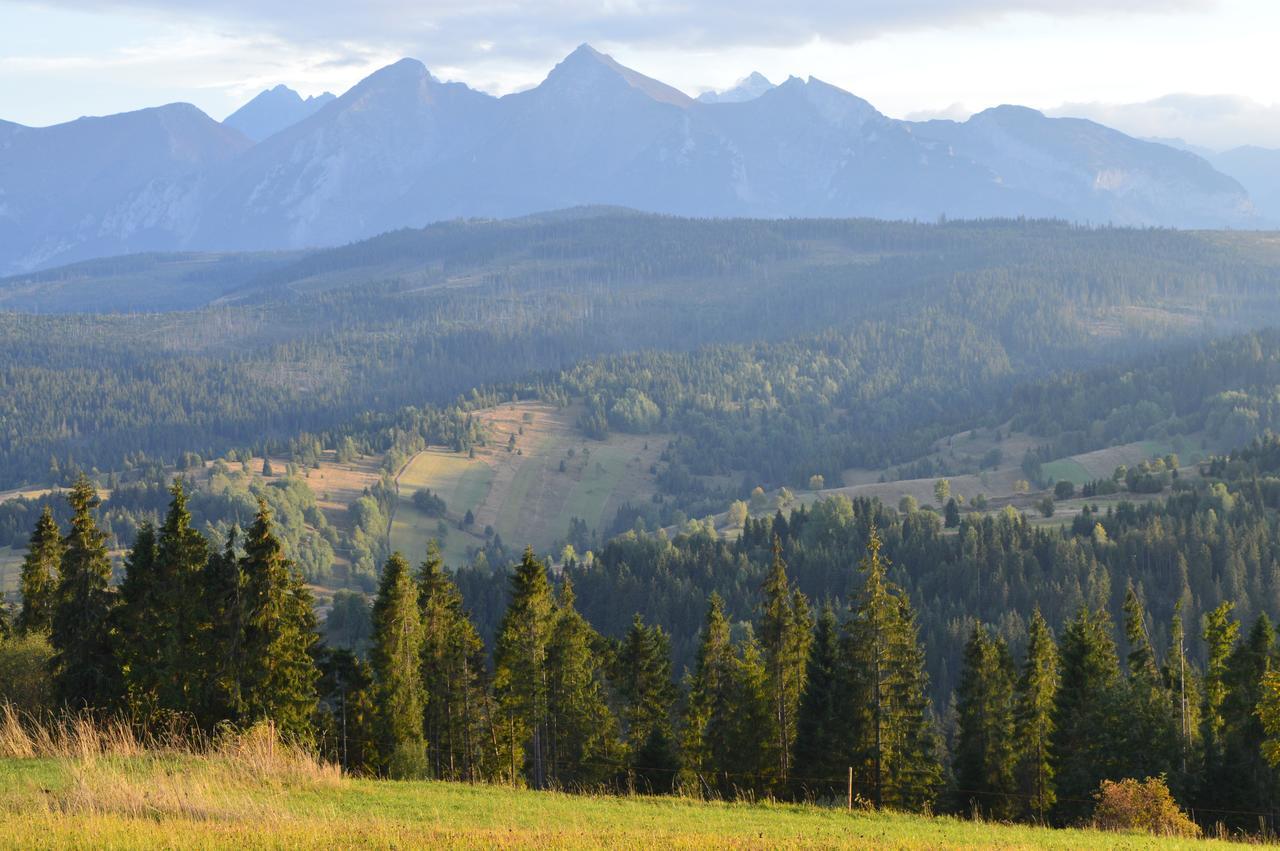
left=0, top=44, right=1268, bottom=274
left=222, top=85, right=336, bottom=142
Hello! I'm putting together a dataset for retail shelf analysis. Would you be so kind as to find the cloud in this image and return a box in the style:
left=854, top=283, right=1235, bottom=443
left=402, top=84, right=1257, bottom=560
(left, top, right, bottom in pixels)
left=904, top=103, right=973, bottom=122
left=18, top=1, right=1210, bottom=67
left=1049, top=93, right=1280, bottom=151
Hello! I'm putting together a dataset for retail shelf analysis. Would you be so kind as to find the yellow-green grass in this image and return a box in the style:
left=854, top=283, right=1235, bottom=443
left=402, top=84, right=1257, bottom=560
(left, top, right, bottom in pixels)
left=391, top=402, right=666, bottom=565
left=0, top=757, right=1223, bottom=850
left=391, top=449, right=496, bottom=566
left=1040, top=459, right=1092, bottom=486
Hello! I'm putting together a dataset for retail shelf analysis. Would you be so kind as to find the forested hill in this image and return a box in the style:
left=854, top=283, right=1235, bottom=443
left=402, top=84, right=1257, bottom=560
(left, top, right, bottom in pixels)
left=3, top=214, right=1280, bottom=489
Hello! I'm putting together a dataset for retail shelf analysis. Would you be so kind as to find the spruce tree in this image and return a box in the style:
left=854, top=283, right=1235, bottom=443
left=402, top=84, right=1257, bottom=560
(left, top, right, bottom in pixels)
left=418, top=541, right=488, bottom=781
left=240, top=499, right=319, bottom=740
left=792, top=603, right=844, bottom=800
left=194, top=529, right=246, bottom=729
left=843, top=526, right=942, bottom=811
left=493, top=547, right=555, bottom=787
left=152, top=479, right=209, bottom=712
left=1051, top=606, right=1122, bottom=822
left=317, top=647, right=379, bottom=775
left=614, top=614, right=679, bottom=793
left=759, top=536, right=812, bottom=786
left=545, top=575, right=619, bottom=788
left=115, top=523, right=162, bottom=714
left=1199, top=601, right=1239, bottom=800
left=371, top=552, right=428, bottom=778
left=682, top=593, right=773, bottom=797
left=1118, top=583, right=1177, bottom=785
left=16, top=506, right=62, bottom=635
left=1161, top=600, right=1200, bottom=800
left=952, top=623, right=1017, bottom=819
left=1216, top=614, right=1277, bottom=826
left=1014, top=608, right=1057, bottom=823
left=50, top=476, right=121, bottom=709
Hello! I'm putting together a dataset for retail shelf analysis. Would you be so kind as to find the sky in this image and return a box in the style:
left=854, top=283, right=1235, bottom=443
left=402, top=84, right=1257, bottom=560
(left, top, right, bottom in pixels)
left=1, top=0, right=1277, bottom=150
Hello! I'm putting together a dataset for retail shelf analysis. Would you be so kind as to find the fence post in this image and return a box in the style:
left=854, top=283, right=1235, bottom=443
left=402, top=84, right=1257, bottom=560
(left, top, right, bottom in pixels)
left=847, top=766, right=853, bottom=812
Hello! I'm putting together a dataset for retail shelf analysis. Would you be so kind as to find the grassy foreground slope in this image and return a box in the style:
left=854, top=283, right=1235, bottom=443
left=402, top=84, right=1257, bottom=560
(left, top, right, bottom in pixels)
left=0, top=757, right=1219, bottom=850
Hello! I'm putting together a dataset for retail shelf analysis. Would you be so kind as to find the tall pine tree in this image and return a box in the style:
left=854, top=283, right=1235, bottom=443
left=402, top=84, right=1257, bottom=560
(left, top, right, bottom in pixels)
left=418, top=541, right=489, bottom=781
left=843, top=526, right=941, bottom=810
left=50, top=476, right=120, bottom=709
left=16, top=506, right=62, bottom=635
left=1013, top=608, right=1057, bottom=823
left=240, top=499, right=319, bottom=740
left=494, top=547, right=555, bottom=787
left=371, top=552, right=427, bottom=778
left=759, top=536, right=812, bottom=786
left=614, top=614, right=679, bottom=793
left=792, top=603, right=844, bottom=800
left=545, top=575, right=619, bottom=788
left=1051, top=606, right=1122, bottom=823
left=952, top=623, right=1017, bottom=819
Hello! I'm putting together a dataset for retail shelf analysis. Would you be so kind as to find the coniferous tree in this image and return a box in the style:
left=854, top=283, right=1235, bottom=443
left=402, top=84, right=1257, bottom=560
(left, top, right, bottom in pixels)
left=1161, top=600, right=1201, bottom=801
left=50, top=476, right=120, bottom=709
left=194, top=529, right=246, bottom=729
left=418, top=541, right=488, bottom=781
left=1014, top=608, right=1057, bottom=823
left=16, top=506, right=62, bottom=635
left=614, top=614, right=679, bottom=793
left=1051, top=606, right=1122, bottom=823
left=545, top=575, right=619, bottom=788
left=1215, top=614, right=1277, bottom=826
left=792, top=603, right=844, bottom=800
left=240, top=499, right=319, bottom=739
left=371, top=552, right=428, bottom=778
left=494, top=547, right=555, bottom=787
left=843, top=526, right=942, bottom=811
left=1199, top=601, right=1239, bottom=801
left=952, top=624, right=1017, bottom=819
left=152, top=479, right=208, bottom=712
left=115, top=523, right=162, bottom=713
left=759, top=536, right=812, bottom=786
left=682, top=593, right=773, bottom=798
left=317, top=647, right=378, bottom=775
left=1119, top=583, right=1177, bottom=784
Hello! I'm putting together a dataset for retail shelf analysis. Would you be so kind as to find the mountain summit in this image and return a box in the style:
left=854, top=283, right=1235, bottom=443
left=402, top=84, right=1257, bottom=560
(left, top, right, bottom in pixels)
left=223, top=85, right=336, bottom=141
left=0, top=47, right=1261, bottom=273
left=697, top=72, right=776, bottom=103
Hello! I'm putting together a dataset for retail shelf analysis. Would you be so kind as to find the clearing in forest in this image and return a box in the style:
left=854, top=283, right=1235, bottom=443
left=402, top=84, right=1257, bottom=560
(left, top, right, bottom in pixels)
left=391, top=401, right=667, bottom=567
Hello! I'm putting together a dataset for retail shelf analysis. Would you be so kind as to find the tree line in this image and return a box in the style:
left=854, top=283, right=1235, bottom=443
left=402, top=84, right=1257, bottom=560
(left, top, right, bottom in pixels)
left=10, top=473, right=1280, bottom=833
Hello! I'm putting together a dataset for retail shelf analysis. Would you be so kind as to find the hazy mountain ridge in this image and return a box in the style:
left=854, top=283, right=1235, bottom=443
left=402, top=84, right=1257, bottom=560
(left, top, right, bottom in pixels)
left=222, top=84, right=336, bottom=142
left=0, top=44, right=1264, bottom=274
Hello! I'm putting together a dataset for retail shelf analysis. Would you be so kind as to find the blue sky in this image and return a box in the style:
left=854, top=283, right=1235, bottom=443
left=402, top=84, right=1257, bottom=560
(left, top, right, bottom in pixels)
left=1, top=0, right=1277, bottom=149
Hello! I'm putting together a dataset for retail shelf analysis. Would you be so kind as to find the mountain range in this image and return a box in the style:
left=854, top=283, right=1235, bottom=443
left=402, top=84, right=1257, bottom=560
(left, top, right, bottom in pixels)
left=0, top=44, right=1267, bottom=274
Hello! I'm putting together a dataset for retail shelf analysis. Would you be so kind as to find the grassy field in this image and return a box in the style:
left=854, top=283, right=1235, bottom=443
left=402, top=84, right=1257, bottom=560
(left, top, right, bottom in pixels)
left=391, top=401, right=667, bottom=565
left=0, top=754, right=1224, bottom=850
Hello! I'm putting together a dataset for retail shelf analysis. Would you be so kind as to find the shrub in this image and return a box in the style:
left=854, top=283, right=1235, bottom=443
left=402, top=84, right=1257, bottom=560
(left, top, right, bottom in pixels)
left=0, top=631, right=55, bottom=715
left=1092, top=776, right=1199, bottom=838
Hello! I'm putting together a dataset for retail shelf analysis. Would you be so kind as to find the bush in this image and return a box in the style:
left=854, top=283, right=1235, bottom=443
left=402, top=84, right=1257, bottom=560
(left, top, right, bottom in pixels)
left=0, top=631, right=55, bottom=715
left=1092, top=776, right=1199, bottom=838
left=412, top=488, right=447, bottom=517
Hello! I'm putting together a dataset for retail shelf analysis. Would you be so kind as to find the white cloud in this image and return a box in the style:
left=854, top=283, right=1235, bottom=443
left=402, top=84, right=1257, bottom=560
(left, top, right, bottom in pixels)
left=1049, top=94, right=1280, bottom=152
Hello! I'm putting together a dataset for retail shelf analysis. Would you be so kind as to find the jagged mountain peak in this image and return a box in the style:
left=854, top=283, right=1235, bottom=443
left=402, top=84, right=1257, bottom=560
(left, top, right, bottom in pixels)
left=697, top=71, right=775, bottom=104
left=542, top=43, right=692, bottom=107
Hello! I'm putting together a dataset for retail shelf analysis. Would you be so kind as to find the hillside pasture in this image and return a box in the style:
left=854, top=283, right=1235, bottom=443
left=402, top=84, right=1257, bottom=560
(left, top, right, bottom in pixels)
left=391, top=401, right=666, bottom=566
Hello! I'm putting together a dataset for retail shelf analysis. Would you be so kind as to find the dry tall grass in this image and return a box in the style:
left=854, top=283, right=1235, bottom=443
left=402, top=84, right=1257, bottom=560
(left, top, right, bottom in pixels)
left=0, top=702, right=341, bottom=823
